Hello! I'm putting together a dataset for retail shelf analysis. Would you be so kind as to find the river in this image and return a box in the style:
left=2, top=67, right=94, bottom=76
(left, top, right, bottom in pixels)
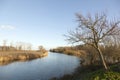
left=0, top=52, right=80, bottom=80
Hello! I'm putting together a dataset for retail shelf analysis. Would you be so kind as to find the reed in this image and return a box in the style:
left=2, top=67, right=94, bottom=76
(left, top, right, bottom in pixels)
left=0, top=51, right=48, bottom=65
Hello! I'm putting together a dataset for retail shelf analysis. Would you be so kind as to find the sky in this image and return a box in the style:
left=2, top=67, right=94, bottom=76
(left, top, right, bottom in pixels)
left=0, top=0, right=119, bottom=49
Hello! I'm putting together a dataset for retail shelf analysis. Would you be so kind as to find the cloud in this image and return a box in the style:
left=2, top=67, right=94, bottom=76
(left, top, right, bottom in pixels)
left=0, top=25, right=16, bottom=30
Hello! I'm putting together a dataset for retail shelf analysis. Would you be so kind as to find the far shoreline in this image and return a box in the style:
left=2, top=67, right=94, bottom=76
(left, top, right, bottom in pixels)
left=0, top=51, right=48, bottom=65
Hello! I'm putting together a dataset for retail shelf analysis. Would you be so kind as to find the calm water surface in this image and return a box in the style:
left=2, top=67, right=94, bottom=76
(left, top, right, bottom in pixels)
left=0, top=52, right=80, bottom=80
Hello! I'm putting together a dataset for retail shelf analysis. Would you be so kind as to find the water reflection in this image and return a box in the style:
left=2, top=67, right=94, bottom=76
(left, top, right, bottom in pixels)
left=0, top=52, right=80, bottom=80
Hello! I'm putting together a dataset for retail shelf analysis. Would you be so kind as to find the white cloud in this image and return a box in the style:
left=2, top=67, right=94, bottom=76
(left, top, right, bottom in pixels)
left=0, top=25, right=16, bottom=30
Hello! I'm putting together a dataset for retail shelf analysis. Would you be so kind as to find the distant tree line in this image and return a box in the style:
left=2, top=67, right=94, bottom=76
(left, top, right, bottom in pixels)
left=0, top=40, right=46, bottom=51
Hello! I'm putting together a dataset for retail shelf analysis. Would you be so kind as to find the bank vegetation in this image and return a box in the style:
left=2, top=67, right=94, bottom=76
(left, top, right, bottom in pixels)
left=0, top=41, right=48, bottom=65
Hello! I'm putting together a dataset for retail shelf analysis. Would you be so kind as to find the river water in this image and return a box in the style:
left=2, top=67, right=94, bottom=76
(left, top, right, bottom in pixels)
left=0, top=52, right=80, bottom=80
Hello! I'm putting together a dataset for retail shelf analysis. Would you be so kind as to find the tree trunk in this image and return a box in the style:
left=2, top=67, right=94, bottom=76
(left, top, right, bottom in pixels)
left=97, top=47, right=108, bottom=70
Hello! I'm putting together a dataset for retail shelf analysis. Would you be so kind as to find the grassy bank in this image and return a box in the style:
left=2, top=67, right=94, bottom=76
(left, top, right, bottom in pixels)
left=50, top=45, right=120, bottom=65
left=50, top=63, right=120, bottom=80
left=0, top=51, right=48, bottom=65
left=50, top=47, right=84, bottom=57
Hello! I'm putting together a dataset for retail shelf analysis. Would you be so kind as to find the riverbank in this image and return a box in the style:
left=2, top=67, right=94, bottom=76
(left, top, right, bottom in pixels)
left=50, top=62, right=120, bottom=80
left=50, top=47, right=84, bottom=57
left=50, top=46, right=120, bottom=80
left=0, top=51, right=48, bottom=65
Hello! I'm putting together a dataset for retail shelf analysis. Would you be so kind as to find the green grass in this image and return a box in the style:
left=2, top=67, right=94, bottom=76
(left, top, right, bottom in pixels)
left=84, top=70, right=120, bottom=80
left=91, top=71, right=120, bottom=80
left=80, top=63, right=120, bottom=80
left=50, top=63, right=120, bottom=80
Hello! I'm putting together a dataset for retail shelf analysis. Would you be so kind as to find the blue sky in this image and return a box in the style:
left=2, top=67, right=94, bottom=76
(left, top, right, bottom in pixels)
left=0, top=0, right=119, bottom=49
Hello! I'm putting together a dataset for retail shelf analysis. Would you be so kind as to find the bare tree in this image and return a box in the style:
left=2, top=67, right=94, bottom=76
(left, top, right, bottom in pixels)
left=66, top=13, right=120, bottom=70
left=3, top=40, right=7, bottom=51
left=10, top=41, right=13, bottom=47
left=38, top=46, right=47, bottom=53
left=26, top=43, right=32, bottom=51
left=16, top=42, right=24, bottom=51
left=38, top=46, right=44, bottom=51
left=18, top=45, right=22, bottom=51
left=3, top=40, right=7, bottom=47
